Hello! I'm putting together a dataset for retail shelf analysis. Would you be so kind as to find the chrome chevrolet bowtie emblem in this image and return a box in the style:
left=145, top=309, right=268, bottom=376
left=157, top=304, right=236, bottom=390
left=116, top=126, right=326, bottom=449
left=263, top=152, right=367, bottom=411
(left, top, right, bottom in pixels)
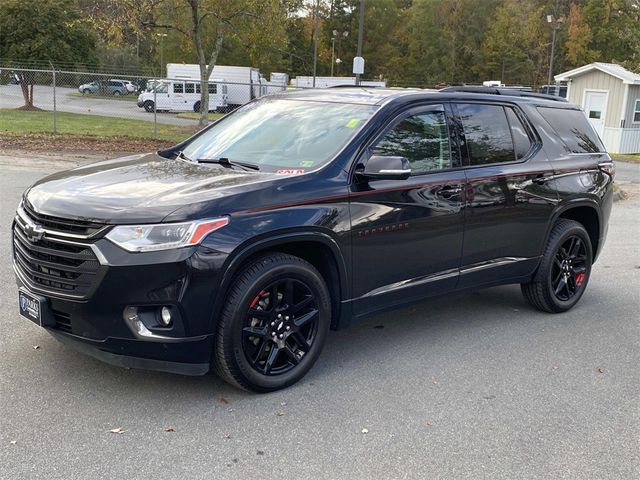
left=24, top=222, right=45, bottom=242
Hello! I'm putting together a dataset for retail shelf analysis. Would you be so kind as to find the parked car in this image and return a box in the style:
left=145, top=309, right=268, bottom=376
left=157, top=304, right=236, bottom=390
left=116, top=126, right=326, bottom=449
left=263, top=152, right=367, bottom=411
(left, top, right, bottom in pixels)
left=13, top=87, right=613, bottom=392
left=78, top=79, right=130, bottom=96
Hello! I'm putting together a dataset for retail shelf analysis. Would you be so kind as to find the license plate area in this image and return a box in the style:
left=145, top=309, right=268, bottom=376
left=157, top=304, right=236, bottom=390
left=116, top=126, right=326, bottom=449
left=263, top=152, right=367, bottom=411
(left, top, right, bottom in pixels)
left=18, top=288, right=55, bottom=326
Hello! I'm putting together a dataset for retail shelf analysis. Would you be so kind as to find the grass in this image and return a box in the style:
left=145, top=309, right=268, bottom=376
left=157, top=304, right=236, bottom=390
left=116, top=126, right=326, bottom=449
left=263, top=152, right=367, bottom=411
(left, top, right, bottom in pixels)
left=69, top=92, right=138, bottom=102
left=612, top=154, right=640, bottom=164
left=176, top=112, right=224, bottom=121
left=0, top=108, right=198, bottom=143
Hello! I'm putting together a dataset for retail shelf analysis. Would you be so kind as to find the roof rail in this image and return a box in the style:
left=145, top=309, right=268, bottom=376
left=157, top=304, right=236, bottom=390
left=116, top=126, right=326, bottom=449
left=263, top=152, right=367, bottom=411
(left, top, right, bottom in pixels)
left=439, top=86, right=568, bottom=102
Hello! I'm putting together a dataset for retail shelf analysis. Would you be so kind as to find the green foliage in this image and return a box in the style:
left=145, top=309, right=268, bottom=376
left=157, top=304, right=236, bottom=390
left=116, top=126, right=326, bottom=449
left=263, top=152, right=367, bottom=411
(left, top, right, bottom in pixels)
left=0, top=0, right=97, bottom=67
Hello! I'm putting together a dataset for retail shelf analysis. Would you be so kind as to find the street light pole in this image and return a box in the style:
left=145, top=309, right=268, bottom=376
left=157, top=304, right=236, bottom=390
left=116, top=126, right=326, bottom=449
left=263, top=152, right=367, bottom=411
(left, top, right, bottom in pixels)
left=157, top=33, right=168, bottom=78
left=312, top=0, right=319, bottom=88
left=546, top=14, right=563, bottom=89
left=355, top=0, right=365, bottom=86
left=331, top=33, right=336, bottom=77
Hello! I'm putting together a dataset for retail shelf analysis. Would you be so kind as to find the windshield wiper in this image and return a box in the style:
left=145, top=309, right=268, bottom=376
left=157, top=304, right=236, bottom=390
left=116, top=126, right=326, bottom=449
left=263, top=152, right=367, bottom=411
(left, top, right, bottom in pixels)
left=197, top=157, right=260, bottom=171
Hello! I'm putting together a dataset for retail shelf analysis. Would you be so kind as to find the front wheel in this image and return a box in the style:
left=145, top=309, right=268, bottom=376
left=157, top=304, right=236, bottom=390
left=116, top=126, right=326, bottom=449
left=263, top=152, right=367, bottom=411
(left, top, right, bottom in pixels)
left=521, top=219, right=593, bottom=313
left=213, top=253, right=331, bottom=392
left=143, top=100, right=155, bottom=112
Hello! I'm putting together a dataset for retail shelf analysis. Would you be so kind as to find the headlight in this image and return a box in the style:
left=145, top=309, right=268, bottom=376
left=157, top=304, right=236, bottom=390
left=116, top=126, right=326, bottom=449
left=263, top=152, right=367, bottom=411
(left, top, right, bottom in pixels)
left=105, top=217, right=229, bottom=252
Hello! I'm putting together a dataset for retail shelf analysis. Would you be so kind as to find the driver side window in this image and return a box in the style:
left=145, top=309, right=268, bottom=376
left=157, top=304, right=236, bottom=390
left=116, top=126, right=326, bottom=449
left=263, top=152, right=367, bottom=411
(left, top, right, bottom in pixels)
left=372, top=106, right=452, bottom=175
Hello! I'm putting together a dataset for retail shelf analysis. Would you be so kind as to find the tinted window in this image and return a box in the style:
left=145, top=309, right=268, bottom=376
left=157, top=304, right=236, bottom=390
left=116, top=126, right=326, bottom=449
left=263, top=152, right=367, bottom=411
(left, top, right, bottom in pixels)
left=538, top=107, right=604, bottom=153
left=195, top=83, right=201, bottom=94
left=634, top=99, right=640, bottom=122
left=458, top=104, right=515, bottom=165
left=173, top=83, right=183, bottom=94
left=185, top=83, right=195, bottom=94
left=208, top=83, right=217, bottom=94
left=372, top=107, right=451, bottom=175
left=505, top=107, right=532, bottom=159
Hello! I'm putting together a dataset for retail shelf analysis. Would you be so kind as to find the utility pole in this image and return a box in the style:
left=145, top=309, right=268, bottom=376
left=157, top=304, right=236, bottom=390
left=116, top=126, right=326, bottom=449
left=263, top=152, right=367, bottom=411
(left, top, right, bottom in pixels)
left=355, top=0, right=365, bottom=85
left=312, top=0, right=319, bottom=88
left=331, top=33, right=336, bottom=77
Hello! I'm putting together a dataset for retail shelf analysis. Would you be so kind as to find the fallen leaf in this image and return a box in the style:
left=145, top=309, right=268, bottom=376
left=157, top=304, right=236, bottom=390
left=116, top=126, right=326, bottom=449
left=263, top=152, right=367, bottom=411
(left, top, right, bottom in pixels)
left=109, top=427, right=125, bottom=434
left=361, top=428, right=369, bottom=434
left=280, top=402, right=287, bottom=407
left=219, top=397, right=229, bottom=405
left=426, top=422, right=432, bottom=427
left=256, top=450, right=265, bottom=456
left=224, top=433, right=232, bottom=439
left=227, top=408, right=235, bottom=413
left=10, top=440, right=17, bottom=445
left=276, top=411, right=286, bottom=417
left=165, top=427, right=175, bottom=432
left=33, top=345, right=40, bottom=350
left=597, top=367, right=605, bottom=374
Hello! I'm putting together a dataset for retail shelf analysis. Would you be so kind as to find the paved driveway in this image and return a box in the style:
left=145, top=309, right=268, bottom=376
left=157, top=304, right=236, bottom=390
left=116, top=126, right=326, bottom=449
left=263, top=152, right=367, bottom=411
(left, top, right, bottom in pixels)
left=0, top=84, right=196, bottom=126
left=0, top=158, right=638, bottom=479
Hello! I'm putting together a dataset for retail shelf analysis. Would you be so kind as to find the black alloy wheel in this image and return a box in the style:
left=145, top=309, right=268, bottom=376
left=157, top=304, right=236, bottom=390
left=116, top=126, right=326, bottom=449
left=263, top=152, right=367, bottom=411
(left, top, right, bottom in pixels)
left=213, top=253, right=331, bottom=392
left=522, top=219, right=593, bottom=313
left=551, top=235, right=588, bottom=301
left=243, top=278, right=319, bottom=375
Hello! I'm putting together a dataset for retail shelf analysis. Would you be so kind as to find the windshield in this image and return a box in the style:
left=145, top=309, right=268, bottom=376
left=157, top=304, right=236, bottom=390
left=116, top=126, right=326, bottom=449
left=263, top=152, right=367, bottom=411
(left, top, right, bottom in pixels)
left=182, top=98, right=376, bottom=171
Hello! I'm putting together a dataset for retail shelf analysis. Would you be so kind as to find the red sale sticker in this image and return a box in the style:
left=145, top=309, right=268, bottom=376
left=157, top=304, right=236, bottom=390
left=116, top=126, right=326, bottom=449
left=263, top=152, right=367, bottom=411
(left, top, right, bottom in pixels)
left=276, top=169, right=305, bottom=175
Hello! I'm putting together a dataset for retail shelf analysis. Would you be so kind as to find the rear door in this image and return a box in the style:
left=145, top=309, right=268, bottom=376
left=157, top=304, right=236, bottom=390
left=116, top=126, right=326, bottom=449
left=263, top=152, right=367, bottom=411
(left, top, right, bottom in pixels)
left=350, top=104, right=466, bottom=315
left=171, top=82, right=186, bottom=111
left=453, top=102, right=558, bottom=288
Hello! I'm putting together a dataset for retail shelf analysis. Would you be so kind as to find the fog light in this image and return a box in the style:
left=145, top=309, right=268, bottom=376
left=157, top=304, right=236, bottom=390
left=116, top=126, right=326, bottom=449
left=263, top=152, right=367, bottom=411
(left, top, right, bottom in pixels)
left=160, top=306, right=172, bottom=326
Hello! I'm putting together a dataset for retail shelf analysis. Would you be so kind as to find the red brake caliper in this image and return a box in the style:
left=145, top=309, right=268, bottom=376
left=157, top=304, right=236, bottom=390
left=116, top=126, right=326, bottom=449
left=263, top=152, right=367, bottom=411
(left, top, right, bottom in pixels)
left=250, top=290, right=267, bottom=308
left=575, top=273, right=586, bottom=287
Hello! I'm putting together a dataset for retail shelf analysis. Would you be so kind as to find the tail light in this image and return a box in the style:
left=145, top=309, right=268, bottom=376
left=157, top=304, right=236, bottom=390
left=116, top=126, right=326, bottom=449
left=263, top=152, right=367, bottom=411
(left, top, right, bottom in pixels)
left=598, top=162, right=615, bottom=179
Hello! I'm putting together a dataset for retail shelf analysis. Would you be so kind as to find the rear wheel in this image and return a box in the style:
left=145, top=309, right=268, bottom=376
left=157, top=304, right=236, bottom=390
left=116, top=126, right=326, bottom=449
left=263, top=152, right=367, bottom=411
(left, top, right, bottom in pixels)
left=113, top=90, right=121, bottom=96
left=82, top=89, right=91, bottom=94
left=143, top=100, right=155, bottom=112
left=213, top=253, right=331, bottom=392
left=193, top=101, right=201, bottom=113
left=521, top=219, right=592, bottom=313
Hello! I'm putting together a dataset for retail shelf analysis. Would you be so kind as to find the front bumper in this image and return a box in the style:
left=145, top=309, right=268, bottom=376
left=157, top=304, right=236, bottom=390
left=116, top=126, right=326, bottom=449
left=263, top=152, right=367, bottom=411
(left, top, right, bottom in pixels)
left=13, top=222, right=229, bottom=375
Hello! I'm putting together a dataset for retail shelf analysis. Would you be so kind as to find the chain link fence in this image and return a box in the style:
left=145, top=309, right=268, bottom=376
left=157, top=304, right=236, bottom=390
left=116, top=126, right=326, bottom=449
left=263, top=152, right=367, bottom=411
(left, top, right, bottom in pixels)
left=0, top=66, right=291, bottom=143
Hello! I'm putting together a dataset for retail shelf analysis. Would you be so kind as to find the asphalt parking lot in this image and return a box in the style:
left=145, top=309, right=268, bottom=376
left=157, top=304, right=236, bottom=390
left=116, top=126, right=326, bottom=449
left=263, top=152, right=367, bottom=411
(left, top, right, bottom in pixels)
left=0, top=85, right=196, bottom=126
left=0, top=156, right=638, bottom=479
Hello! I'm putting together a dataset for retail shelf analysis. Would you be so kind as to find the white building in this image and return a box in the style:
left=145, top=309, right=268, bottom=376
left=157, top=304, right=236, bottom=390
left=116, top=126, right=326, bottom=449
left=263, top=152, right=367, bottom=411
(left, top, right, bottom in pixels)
left=555, top=62, right=640, bottom=154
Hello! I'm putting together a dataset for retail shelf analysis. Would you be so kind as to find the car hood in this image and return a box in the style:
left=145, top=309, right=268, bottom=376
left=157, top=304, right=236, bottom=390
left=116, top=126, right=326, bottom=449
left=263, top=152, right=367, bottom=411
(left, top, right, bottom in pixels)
left=24, top=153, right=273, bottom=224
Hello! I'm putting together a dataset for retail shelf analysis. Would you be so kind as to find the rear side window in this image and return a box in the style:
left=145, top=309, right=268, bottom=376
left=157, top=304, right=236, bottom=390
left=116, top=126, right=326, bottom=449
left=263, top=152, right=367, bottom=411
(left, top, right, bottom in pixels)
left=185, top=83, right=195, bottom=94
left=457, top=104, right=515, bottom=165
left=505, top=108, right=532, bottom=160
left=173, top=83, right=183, bottom=93
left=208, top=83, right=217, bottom=94
left=537, top=107, right=604, bottom=153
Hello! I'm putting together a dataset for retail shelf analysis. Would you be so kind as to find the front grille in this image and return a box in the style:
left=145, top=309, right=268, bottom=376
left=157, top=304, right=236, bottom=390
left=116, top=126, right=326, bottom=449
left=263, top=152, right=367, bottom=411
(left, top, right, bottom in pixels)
left=23, top=203, right=104, bottom=237
left=13, top=216, right=103, bottom=299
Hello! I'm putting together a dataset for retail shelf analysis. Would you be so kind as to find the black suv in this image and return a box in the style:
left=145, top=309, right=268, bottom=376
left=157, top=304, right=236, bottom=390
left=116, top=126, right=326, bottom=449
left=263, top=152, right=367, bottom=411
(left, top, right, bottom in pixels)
left=13, top=87, right=614, bottom=392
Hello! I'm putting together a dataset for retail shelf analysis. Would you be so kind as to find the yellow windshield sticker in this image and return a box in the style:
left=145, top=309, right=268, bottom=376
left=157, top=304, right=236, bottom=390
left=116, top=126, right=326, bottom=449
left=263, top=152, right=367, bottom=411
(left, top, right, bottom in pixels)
left=346, top=118, right=360, bottom=128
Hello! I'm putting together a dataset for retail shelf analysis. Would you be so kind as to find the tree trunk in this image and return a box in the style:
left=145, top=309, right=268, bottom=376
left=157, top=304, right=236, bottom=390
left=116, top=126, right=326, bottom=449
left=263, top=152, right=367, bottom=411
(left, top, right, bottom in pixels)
left=18, top=73, right=33, bottom=108
left=188, top=0, right=224, bottom=127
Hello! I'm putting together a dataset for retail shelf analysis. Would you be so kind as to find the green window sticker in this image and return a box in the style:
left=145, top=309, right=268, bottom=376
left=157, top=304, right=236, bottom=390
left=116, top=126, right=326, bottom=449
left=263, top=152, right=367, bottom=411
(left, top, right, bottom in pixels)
left=300, top=160, right=314, bottom=167
left=346, top=118, right=360, bottom=128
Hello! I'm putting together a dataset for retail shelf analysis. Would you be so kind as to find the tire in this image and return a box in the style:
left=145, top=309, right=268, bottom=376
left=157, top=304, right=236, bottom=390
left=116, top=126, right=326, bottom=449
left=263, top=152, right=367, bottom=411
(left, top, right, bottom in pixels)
left=113, top=90, right=121, bottom=96
left=143, top=100, right=155, bottom=112
left=521, top=219, right=593, bottom=313
left=213, top=253, right=331, bottom=392
left=82, top=89, right=90, bottom=94
left=193, top=101, right=201, bottom=113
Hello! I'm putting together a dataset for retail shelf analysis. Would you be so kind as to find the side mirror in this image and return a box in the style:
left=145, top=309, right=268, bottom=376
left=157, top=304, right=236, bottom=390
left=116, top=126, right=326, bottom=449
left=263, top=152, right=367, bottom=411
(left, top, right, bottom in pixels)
left=358, top=155, right=411, bottom=180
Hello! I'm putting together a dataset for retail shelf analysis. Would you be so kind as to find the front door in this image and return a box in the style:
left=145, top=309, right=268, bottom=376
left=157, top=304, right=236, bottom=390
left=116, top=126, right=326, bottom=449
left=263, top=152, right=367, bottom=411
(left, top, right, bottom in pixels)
left=583, top=91, right=607, bottom=137
left=171, top=82, right=186, bottom=111
left=350, top=104, right=465, bottom=316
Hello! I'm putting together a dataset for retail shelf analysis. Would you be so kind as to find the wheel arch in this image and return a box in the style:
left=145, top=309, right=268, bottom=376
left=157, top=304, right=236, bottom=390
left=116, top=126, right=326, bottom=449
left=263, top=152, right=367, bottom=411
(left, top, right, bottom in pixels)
left=550, top=201, right=601, bottom=260
left=214, top=232, right=350, bottom=330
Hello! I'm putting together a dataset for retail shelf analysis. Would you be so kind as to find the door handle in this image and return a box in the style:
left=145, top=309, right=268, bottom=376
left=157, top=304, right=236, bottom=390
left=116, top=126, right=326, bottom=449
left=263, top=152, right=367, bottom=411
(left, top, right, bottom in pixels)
left=436, top=185, right=463, bottom=198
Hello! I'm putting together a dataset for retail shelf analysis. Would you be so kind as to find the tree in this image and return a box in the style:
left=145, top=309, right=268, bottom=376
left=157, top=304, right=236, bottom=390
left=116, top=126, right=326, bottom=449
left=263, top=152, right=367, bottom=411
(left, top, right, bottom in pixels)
left=0, top=0, right=97, bottom=108
left=565, top=2, right=597, bottom=67
left=139, top=0, right=287, bottom=126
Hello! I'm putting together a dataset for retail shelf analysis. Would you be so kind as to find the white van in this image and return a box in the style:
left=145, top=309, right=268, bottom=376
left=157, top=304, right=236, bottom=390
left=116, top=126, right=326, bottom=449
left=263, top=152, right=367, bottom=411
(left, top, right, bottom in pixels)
left=137, top=79, right=228, bottom=113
